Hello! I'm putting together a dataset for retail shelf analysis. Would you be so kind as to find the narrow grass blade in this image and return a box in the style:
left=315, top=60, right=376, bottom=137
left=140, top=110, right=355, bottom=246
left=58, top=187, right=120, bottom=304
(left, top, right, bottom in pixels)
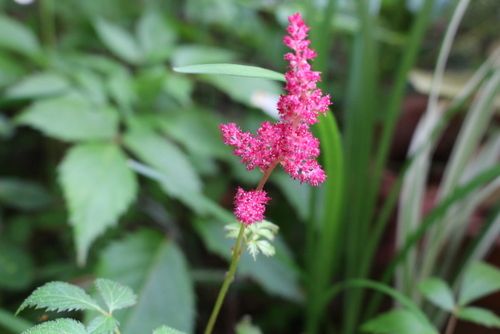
left=173, top=64, right=285, bottom=82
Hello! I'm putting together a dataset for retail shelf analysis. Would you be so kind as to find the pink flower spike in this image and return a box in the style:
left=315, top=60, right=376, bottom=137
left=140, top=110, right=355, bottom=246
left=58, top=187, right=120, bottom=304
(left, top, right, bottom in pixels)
left=234, top=188, right=270, bottom=225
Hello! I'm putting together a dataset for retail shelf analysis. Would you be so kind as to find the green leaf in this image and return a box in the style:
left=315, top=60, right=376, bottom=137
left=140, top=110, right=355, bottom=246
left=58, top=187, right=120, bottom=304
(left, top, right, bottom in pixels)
left=94, top=19, right=142, bottom=64
left=136, top=10, right=175, bottom=63
left=174, top=64, right=285, bottom=82
left=21, top=319, right=87, bottom=334
left=235, top=316, right=263, bottom=334
left=87, top=315, right=119, bottom=334
left=17, top=281, right=103, bottom=315
left=5, top=73, right=69, bottom=100
left=459, top=261, right=500, bottom=306
left=0, top=241, right=34, bottom=290
left=17, top=95, right=119, bottom=142
left=457, top=307, right=500, bottom=328
left=59, top=143, right=137, bottom=265
left=95, top=278, right=137, bottom=313
left=96, top=230, right=195, bottom=334
left=0, top=308, right=32, bottom=333
left=171, top=45, right=237, bottom=67
left=362, top=309, right=437, bottom=334
left=418, top=278, right=455, bottom=311
left=0, top=15, right=41, bottom=57
left=0, top=178, right=51, bottom=210
left=124, top=124, right=202, bottom=209
left=194, top=219, right=302, bottom=302
left=202, top=75, right=281, bottom=113
left=153, top=326, right=186, bottom=334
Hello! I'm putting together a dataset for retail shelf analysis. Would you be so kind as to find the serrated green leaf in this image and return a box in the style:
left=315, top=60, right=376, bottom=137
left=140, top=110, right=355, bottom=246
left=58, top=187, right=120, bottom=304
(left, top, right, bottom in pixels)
left=21, top=319, right=87, bottom=334
left=418, top=278, right=455, bottom=311
left=0, top=178, right=51, bottom=210
left=59, top=143, right=137, bottom=265
left=174, top=64, right=285, bottom=82
left=0, top=15, right=41, bottom=57
left=96, top=230, right=195, bottom=334
left=17, top=281, right=104, bottom=315
left=5, top=73, right=69, bottom=99
left=457, top=307, right=500, bottom=328
left=361, top=309, right=437, bottom=334
left=459, top=261, right=500, bottom=306
left=94, top=19, right=142, bottom=64
left=95, top=278, right=137, bottom=313
left=87, top=315, right=118, bottom=334
left=153, top=325, right=186, bottom=334
left=136, top=10, right=175, bottom=63
left=123, top=124, right=201, bottom=209
left=17, top=95, right=119, bottom=142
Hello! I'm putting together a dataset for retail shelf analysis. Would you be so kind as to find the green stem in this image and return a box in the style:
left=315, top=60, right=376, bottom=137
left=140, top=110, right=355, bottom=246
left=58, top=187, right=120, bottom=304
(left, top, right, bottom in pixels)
left=204, top=224, right=245, bottom=334
left=204, top=162, right=278, bottom=334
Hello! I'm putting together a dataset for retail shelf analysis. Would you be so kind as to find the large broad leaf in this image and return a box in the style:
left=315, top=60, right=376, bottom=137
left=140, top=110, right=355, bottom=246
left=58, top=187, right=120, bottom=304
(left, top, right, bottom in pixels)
left=0, top=15, right=41, bottom=57
left=17, top=281, right=103, bottom=314
left=459, top=261, right=500, bottom=306
left=418, top=278, right=455, bottom=311
left=17, top=95, right=119, bottom=142
left=0, top=241, right=34, bottom=290
left=59, top=143, right=137, bottom=265
left=194, top=219, right=302, bottom=302
left=94, top=19, right=143, bottom=64
left=174, top=64, right=285, bottom=82
left=0, top=178, right=51, bottom=210
left=5, top=73, right=69, bottom=100
left=21, top=319, right=87, bottom=334
left=153, top=326, right=187, bottom=334
left=96, top=230, right=195, bottom=334
left=457, top=307, right=500, bottom=328
left=95, top=278, right=137, bottom=313
left=124, top=124, right=202, bottom=209
left=136, top=10, right=175, bottom=63
left=361, top=309, right=437, bottom=334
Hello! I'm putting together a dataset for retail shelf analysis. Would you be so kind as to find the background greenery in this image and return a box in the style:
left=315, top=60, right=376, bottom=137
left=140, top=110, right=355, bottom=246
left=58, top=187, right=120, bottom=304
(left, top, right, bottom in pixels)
left=0, top=0, right=498, bottom=333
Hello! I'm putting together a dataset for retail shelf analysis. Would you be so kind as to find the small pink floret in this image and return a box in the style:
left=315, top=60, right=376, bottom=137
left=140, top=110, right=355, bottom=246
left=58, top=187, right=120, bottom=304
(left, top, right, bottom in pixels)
left=234, top=188, right=270, bottom=225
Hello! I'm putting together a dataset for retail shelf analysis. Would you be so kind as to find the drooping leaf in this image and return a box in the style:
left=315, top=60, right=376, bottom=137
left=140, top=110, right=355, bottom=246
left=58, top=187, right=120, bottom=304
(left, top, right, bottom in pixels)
left=59, top=143, right=137, bottom=264
left=153, top=326, right=187, bottom=334
left=459, top=261, right=500, bottom=306
left=17, top=95, right=119, bottom=142
left=194, top=219, right=302, bottom=301
left=5, top=73, right=69, bottom=100
left=0, top=15, right=41, bottom=57
left=457, top=307, right=500, bottom=328
left=124, top=124, right=202, bottom=209
left=0, top=178, right=51, bottom=210
left=136, top=10, right=175, bottom=63
left=21, top=319, right=87, bottom=334
left=361, top=309, right=437, bottom=334
left=94, top=19, right=142, bottom=64
left=0, top=241, right=34, bottom=290
left=17, top=281, right=103, bottom=315
left=95, top=278, right=137, bottom=313
left=174, top=64, right=285, bottom=82
left=418, top=278, right=455, bottom=311
left=87, top=315, right=119, bottom=334
left=96, top=230, right=195, bottom=334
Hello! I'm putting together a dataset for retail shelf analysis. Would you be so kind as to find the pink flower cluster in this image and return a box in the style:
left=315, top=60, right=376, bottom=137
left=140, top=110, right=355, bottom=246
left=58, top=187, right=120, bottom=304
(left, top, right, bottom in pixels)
left=221, top=13, right=331, bottom=225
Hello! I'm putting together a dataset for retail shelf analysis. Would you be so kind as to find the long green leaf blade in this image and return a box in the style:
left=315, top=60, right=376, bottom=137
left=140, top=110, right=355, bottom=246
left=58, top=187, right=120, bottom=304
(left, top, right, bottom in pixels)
left=173, top=64, right=285, bottom=82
